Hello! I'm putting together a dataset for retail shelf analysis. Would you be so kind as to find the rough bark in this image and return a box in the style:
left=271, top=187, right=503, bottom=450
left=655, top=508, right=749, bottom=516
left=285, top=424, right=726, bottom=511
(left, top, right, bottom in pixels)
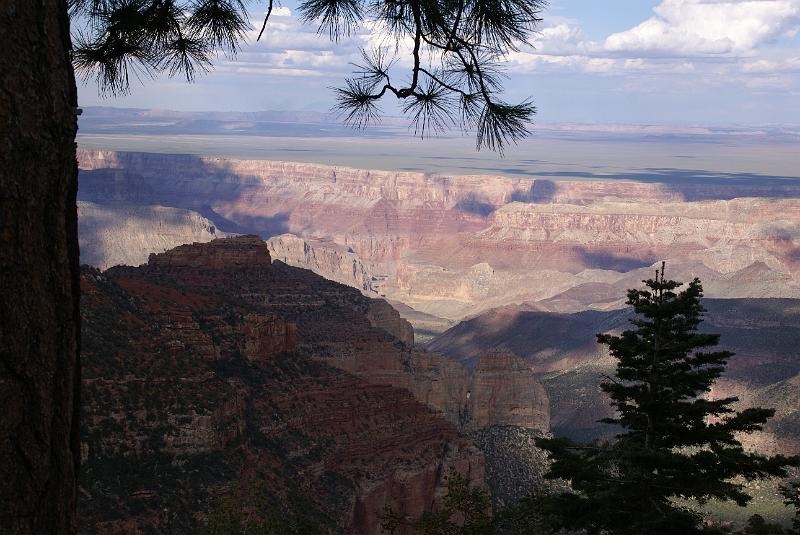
left=0, top=0, right=80, bottom=533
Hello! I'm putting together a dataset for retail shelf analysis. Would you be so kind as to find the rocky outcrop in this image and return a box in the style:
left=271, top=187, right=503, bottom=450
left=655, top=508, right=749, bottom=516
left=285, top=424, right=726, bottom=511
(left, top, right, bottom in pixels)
left=147, top=234, right=271, bottom=268
left=366, top=299, right=415, bottom=346
left=465, top=352, right=550, bottom=432
left=79, top=237, right=486, bottom=534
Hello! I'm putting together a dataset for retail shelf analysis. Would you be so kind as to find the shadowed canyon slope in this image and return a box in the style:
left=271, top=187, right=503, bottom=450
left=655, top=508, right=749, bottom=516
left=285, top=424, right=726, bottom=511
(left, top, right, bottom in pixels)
left=428, top=299, right=800, bottom=452
left=79, top=237, right=550, bottom=533
left=77, top=150, right=800, bottom=332
left=78, top=201, right=231, bottom=269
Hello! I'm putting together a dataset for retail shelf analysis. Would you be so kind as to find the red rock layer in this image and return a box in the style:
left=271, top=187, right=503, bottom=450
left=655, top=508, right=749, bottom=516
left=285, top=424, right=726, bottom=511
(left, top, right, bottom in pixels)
left=79, top=237, right=486, bottom=534
left=147, top=234, right=272, bottom=269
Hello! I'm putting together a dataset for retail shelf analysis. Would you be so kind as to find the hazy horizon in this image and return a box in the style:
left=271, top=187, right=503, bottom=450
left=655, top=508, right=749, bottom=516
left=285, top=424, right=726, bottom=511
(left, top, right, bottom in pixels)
left=77, top=105, right=800, bottom=183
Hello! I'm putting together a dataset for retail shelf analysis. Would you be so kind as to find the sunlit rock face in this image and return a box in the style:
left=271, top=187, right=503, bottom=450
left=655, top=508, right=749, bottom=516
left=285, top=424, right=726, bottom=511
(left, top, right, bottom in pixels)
left=77, top=149, right=800, bottom=333
left=465, top=351, right=550, bottom=432
left=267, top=233, right=379, bottom=295
left=78, top=201, right=230, bottom=269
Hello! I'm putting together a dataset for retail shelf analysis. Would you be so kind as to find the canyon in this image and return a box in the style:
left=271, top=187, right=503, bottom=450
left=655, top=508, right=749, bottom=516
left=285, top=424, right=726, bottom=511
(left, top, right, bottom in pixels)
left=429, top=299, right=800, bottom=453
left=74, top=148, right=800, bottom=527
left=75, top=150, right=800, bottom=433
left=77, top=149, right=800, bottom=331
left=79, top=237, right=548, bottom=533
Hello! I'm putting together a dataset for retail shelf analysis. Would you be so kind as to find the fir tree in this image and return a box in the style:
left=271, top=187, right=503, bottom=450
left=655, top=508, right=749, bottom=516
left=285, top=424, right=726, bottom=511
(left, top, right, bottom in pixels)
left=536, top=263, right=799, bottom=534
left=783, top=480, right=800, bottom=535
left=380, top=470, right=493, bottom=534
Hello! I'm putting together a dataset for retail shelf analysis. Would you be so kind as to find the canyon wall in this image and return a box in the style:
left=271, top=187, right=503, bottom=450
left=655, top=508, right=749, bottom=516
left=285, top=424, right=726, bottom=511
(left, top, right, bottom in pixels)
left=78, top=201, right=229, bottom=269
left=80, top=237, right=553, bottom=533
left=77, top=150, right=800, bottom=330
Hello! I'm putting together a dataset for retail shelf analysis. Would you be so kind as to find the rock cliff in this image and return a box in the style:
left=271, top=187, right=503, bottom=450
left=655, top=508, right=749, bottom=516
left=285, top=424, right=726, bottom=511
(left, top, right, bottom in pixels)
left=78, top=201, right=230, bottom=269
left=465, top=352, right=550, bottom=432
left=267, top=233, right=380, bottom=295
left=366, top=299, right=415, bottom=346
left=77, top=150, right=800, bottom=331
left=147, top=234, right=272, bottom=268
left=79, top=237, right=556, bottom=533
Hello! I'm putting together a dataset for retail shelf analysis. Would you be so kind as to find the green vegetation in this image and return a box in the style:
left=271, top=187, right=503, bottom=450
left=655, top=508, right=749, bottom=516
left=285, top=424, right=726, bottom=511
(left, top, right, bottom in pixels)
left=392, top=268, right=800, bottom=534
left=782, top=480, right=800, bottom=534
left=380, top=471, right=493, bottom=534
left=206, top=478, right=340, bottom=534
left=535, top=265, right=799, bottom=534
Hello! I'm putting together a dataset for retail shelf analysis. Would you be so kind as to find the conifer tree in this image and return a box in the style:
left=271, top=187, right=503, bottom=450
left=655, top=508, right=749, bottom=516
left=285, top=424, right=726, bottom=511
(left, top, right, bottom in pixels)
left=783, top=480, right=800, bottom=535
left=536, top=264, right=799, bottom=534
left=69, top=0, right=545, bottom=151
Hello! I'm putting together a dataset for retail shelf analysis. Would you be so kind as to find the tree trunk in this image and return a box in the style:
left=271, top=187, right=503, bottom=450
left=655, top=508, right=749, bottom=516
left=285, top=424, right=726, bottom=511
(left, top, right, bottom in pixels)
left=0, top=1, right=80, bottom=533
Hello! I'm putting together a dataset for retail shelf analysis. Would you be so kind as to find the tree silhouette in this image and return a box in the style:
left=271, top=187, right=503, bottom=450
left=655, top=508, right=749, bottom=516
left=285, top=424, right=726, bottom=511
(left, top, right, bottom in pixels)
left=783, top=480, right=800, bottom=535
left=380, top=470, right=493, bottom=534
left=70, top=0, right=545, bottom=151
left=536, top=264, right=800, bottom=534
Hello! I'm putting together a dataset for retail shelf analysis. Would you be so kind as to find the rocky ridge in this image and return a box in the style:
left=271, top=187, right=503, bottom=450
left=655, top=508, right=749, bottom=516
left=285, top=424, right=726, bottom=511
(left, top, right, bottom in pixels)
left=79, top=237, right=550, bottom=533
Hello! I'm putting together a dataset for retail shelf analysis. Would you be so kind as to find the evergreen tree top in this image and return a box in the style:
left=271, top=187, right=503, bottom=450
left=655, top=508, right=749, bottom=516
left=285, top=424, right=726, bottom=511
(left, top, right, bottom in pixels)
left=536, top=264, right=800, bottom=534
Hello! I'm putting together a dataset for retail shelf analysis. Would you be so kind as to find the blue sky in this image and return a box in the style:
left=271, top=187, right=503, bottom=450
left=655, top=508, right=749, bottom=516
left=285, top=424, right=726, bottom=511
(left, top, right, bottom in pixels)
left=77, top=0, right=800, bottom=125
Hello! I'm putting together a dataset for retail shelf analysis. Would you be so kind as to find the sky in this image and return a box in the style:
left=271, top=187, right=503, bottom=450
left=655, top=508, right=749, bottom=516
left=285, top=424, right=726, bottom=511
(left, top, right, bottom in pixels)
left=76, top=0, right=800, bottom=125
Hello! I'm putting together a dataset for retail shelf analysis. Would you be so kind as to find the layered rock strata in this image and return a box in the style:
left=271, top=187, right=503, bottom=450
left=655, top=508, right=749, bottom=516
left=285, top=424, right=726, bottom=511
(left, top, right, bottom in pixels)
left=80, top=237, right=553, bottom=533
left=267, top=233, right=380, bottom=295
left=77, top=150, right=800, bottom=326
left=466, top=352, right=550, bottom=431
left=78, top=200, right=229, bottom=269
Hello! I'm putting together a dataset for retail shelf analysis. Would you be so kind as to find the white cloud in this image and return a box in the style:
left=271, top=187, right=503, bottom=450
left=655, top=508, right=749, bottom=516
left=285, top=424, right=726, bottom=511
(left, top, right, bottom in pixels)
left=743, top=74, right=793, bottom=88
left=503, top=0, right=800, bottom=92
left=742, top=56, right=800, bottom=72
left=603, top=0, right=800, bottom=56
left=230, top=0, right=800, bottom=88
left=272, top=6, right=292, bottom=17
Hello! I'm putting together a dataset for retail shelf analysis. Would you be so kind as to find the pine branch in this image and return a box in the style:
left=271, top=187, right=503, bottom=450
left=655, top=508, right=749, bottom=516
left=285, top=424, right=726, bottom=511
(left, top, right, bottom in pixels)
left=256, top=0, right=274, bottom=41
